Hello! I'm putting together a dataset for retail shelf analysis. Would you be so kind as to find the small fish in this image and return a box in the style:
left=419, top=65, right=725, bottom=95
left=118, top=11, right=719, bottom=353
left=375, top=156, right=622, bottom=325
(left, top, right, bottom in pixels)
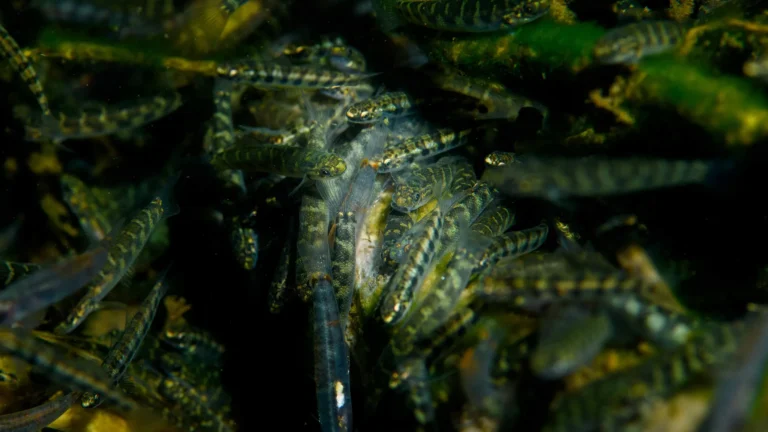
left=543, top=319, right=748, bottom=432
left=211, top=144, right=347, bottom=180
left=594, top=20, right=688, bottom=64
left=61, top=174, right=113, bottom=243
left=392, top=157, right=472, bottom=211
left=0, top=24, right=52, bottom=117
left=371, top=129, right=472, bottom=173
left=208, top=79, right=247, bottom=195
left=0, top=390, right=77, bottom=432
left=27, top=93, right=183, bottom=144
left=216, top=60, right=371, bottom=89
left=283, top=38, right=367, bottom=73
left=346, top=91, right=415, bottom=124
left=55, top=182, right=179, bottom=334
left=483, top=157, right=725, bottom=201
left=484, top=151, right=517, bottom=167
left=0, top=246, right=108, bottom=326
left=163, top=327, right=226, bottom=365
left=395, top=0, right=549, bottom=32
left=476, top=222, right=549, bottom=270
left=380, top=200, right=446, bottom=325
left=470, top=205, right=516, bottom=237
left=530, top=306, right=613, bottom=380
left=159, top=371, right=235, bottom=432
left=81, top=267, right=170, bottom=408
left=0, top=329, right=137, bottom=410
left=313, top=275, right=353, bottom=432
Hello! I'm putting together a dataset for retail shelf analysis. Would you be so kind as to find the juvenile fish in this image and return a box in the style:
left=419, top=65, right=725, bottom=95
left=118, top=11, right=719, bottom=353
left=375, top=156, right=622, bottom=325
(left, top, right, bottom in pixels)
left=0, top=246, right=108, bottom=326
left=81, top=267, right=170, bottom=408
left=211, top=144, right=347, bottom=180
left=380, top=202, right=446, bottom=325
left=0, top=391, right=77, bottom=432
left=483, top=157, right=725, bottom=201
left=0, top=329, right=136, bottom=410
left=55, top=184, right=179, bottom=334
left=216, top=60, right=371, bottom=89
left=544, top=319, right=748, bottom=432
left=484, top=151, right=517, bottom=167
left=27, top=93, right=183, bottom=144
left=392, top=157, right=472, bottom=211
left=594, top=20, right=688, bottom=64
left=0, top=24, right=52, bottom=117
left=395, top=0, right=549, bottom=32
left=371, top=129, right=472, bottom=173
left=61, top=174, right=112, bottom=243
left=346, top=92, right=415, bottom=124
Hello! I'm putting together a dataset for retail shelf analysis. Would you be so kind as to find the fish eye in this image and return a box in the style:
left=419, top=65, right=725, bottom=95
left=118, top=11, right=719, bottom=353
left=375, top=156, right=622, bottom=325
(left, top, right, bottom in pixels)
left=321, top=169, right=332, bottom=177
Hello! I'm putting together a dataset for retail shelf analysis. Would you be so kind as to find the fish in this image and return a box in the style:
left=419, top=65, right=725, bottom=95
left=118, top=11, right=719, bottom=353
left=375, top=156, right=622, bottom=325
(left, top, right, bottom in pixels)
left=80, top=267, right=170, bottom=408
left=0, top=246, right=108, bottom=326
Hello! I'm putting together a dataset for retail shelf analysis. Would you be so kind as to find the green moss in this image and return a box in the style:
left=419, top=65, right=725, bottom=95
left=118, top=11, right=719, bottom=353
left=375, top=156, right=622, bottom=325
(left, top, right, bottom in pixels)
left=427, top=19, right=605, bottom=73
left=637, top=56, right=768, bottom=146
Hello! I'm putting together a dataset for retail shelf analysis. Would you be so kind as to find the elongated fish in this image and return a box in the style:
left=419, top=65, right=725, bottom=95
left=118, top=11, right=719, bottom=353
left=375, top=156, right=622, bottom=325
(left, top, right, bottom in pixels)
left=81, top=267, right=171, bottom=408
left=55, top=182, right=179, bottom=334
left=211, top=144, right=347, bottom=179
left=0, top=329, right=136, bottom=410
left=0, top=246, right=108, bottom=326
left=0, top=390, right=77, bottom=432
left=0, top=24, right=52, bottom=117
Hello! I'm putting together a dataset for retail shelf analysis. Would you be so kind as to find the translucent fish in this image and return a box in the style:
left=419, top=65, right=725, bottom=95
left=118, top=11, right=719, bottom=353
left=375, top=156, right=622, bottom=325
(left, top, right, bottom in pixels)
left=55, top=180, right=179, bottom=334
left=313, top=275, right=353, bottom=432
left=60, top=174, right=113, bottom=243
left=531, top=306, right=614, bottom=380
left=283, top=38, right=367, bottom=73
left=594, top=20, right=688, bottom=65
left=395, top=0, right=549, bottom=32
left=346, top=91, right=415, bottom=124
left=483, top=157, right=727, bottom=201
left=0, top=24, right=52, bottom=117
left=484, top=151, right=518, bottom=167
left=0, top=246, right=108, bottom=326
left=543, top=319, right=749, bottom=432
left=211, top=144, right=347, bottom=180
left=0, top=390, right=77, bottom=432
left=470, top=205, right=516, bottom=237
left=392, top=157, right=472, bottom=212
left=216, top=60, right=372, bottom=89
left=698, top=310, right=768, bottom=431
left=159, top=370, right=235, bottom=432
left=0, top=329, right=137, bottom=410
left=27, top=93, right=183, bottom=144
left=369, top=129, right=472, bottom=173
left=163, top=326, right=226, bottom=365
left=380, top=199, right=447, bottom=325
left=81, top=267, right=170, bottom=409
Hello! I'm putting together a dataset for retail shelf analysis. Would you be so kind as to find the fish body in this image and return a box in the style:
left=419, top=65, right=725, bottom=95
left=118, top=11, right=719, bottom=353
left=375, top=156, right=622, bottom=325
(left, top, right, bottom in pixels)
left=392, top=157, right=472, bottom=211
left=81, top=268, right=170, bottom=408
left=0, top=391, right=77, bottom=432
left=0, top=246, right=108, bottom=326
left=216, top=60, right=370, bottom=89
left=395, top=0, right=549, bottom=32
left=373, top=129, right=472, bottom=173
left=346, top=92, right=414, bottom=124
left=28, top=93, right=183, bottom=143
left=0, top=24, right=51, bottom=117
left=483, top=157, right=719, bottom=200
left=594, top=20, right=688, bottom=64
left=212, top=144, right=347, bottom=179
left=55, top=187, right=178, bottom=334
